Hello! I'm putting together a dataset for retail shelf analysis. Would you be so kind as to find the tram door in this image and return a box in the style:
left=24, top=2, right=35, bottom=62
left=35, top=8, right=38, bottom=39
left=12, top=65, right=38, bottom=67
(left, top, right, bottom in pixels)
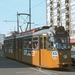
left=18, top=38, right=22, bottom=61
left=15, top=39, right=19, bottom=60
left=39, top=36, right=47, bottom=67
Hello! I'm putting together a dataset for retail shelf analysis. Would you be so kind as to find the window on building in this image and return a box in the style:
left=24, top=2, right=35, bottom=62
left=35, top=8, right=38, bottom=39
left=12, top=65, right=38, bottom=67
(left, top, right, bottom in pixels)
left=62, top=15, right=66, bottom=20
left=61, top=9, right=66, bottom=13
left=54, top=10, right=57, bottom=16
left=47, top=2, right=50, bottom=7
left=47, top=21, right=50, bottom=25
left=54, top=0, right=57, bottom=3
left=72, top=30, right=75, bottom=34
left=47, top=0, right=50, bottom=3
left=47, top=15, right=50, bottom=21
left=71, top=13, right=75, bottom=19
left=54, top=17, right=57, bottom=24
left=70, top=21, right=75, bottom=30
left=53, top=6, right=57, bottom=10
left=61, top=0, right=65, bottom=2
left=53, top=3, right=57, bottom=10
left=71, top=21, right=75, bottom=26
left=61, top=21, right=66, bottom=27
left=47, top=8, right=50, bottom=13
left=61, top=1, right=65, bottom=7
left=70, top=0, right=75, bottom=3
left=71, top=4, right=75, bottom=11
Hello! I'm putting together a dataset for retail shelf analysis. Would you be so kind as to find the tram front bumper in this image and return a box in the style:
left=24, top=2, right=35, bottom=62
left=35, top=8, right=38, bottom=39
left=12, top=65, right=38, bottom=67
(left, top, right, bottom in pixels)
left=58, top=62, right=72, bottom=67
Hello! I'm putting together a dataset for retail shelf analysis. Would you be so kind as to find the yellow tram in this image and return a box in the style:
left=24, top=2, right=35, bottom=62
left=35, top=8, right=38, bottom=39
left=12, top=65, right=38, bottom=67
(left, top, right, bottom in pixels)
left=3, top=26, right=72, bottom=68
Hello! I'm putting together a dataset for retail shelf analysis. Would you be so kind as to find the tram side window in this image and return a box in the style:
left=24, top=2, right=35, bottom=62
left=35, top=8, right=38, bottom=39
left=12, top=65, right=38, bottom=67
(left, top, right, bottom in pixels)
left=48, top=36, right=54, bottom=49
left=6, top=41, right=8, bottom=52
left=4, top=41, right=7, bottom=52
left=32, top=42, right=38, bottom=49
left=32, top=37, right=39, bottom=50
left=28, top=38, right=32, bottom=49
left=16, top=39, right=18, bottom=49
left=40, top=37, right=43, bottom=49
left=6, top=41, right=10, bottom=52
left=23, top=38, right=28, bottom=49
left=8, top=40, right=13, bottom=53
left=23, top=37, right=32, bottom=49
left=44, top=37, right=47, bottom=49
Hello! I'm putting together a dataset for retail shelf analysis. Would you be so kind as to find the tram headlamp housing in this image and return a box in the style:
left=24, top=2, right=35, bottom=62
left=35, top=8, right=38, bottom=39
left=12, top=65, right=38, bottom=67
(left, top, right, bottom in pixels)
left=42, top=34, right=47, bottom=36
left=63, top=55, right=67, bottom=59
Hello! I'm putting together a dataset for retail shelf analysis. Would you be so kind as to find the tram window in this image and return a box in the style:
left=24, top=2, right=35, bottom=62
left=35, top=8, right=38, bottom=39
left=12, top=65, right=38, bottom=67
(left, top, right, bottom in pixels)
left=28, top=38, right=32, bottom=49
left=33, top=37, right=38, bottom=40
left=48, top=41, right=53, bottom=50
left=32, top=41, right=38, bottom=49
left=51, top=42, right=53, bottom=46
left=44, top=37, right=46, bottom=49
left=32, top=37, right=39, bottom=49
left=23, top=37, right=32, bottom=49
left=40, top=37, right=43, bottom=49
left=48, top=43, right=51, bottom=49
left=16, top=39, right=18, bottom=49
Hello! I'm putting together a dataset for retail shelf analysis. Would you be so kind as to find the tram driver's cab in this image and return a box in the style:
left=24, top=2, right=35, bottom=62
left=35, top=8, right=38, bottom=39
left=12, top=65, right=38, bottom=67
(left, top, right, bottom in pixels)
left=47, top=30, right=71, bottom=50
left=54, top=36, right=71, bottom=50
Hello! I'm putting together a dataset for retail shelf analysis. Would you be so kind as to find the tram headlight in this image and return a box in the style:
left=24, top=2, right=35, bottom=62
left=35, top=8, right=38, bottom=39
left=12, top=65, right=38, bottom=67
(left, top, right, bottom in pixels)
left=42, top=34, right=47, bottom=36
left=63, top=55, right=67, bottom=59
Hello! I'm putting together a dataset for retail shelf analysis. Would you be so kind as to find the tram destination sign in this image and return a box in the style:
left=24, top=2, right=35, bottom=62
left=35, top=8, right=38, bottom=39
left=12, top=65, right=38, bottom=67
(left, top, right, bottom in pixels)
left=56, top=31, right=66, bottom=35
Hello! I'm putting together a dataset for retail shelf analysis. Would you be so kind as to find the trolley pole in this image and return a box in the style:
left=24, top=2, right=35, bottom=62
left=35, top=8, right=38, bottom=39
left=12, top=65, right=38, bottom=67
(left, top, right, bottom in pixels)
left=29, top=0, right=31, bottom=30
left=17, top=12, right=19, bottom=33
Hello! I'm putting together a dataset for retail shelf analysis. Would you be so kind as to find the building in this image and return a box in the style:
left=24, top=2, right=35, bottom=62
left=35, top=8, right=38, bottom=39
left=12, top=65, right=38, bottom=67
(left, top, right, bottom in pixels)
left=0, top=34, right=5, bottom=49
left=46, top=0, right=75, bottom=47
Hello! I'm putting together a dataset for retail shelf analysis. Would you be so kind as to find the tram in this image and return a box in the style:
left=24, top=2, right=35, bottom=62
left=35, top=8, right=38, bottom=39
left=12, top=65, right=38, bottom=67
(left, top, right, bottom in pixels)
left=3, top=26, right=72, bottom=68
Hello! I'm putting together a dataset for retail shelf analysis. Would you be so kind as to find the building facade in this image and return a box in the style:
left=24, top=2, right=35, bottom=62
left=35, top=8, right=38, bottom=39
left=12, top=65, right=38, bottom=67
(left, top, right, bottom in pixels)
left=46, top=0, right=75, bottom=47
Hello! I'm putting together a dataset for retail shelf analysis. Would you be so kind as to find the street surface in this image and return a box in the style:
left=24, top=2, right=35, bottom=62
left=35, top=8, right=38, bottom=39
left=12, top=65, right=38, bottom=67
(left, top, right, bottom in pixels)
left=0, top=49, right=75, bottom=75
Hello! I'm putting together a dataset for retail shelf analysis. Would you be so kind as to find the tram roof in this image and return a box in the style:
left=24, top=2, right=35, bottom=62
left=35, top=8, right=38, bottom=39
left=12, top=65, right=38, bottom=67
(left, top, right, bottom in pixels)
left=16, top=34, right=32, bottom=38
left=33, top=29, right=52, bottom=36
left=4, top=37, right=14, bottom=40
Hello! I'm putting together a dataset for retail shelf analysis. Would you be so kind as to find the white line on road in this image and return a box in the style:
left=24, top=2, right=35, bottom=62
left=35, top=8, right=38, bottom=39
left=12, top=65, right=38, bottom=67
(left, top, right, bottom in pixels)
left=30, top=67, right=59, bottom=75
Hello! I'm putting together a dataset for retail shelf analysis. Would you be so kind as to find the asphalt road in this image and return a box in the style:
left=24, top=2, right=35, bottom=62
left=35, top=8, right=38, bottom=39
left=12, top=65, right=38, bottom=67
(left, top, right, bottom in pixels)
left=0, top=49, right=75, bottom=75
left=0, top=57, right=75, bottom=75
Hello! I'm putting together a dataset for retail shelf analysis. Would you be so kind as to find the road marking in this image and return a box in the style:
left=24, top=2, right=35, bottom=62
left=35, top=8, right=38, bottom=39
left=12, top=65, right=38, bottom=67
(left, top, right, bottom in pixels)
left=30, top=67, right=59, bottom=75
left=16, top=63, right=59, bottom=75
left=30, top=67, right=51, bottom=75
left=9, top=60, right=59, bottom=75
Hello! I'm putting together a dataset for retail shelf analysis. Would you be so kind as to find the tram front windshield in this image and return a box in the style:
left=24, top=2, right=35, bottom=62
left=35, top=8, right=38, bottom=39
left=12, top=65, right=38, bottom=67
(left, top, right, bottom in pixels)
left=54, top=36, right=71, bottom=50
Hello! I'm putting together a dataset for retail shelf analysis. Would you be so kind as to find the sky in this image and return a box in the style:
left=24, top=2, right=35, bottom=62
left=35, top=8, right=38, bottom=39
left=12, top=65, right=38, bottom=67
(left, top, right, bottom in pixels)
left=0, top=0, right=46, bottom=35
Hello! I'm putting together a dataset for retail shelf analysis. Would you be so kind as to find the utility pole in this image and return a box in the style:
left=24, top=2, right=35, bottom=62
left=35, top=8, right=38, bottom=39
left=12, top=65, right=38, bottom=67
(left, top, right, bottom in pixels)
left=17, top=12, right=19, bottom=33
left=29, top=0, right=31, bottom=30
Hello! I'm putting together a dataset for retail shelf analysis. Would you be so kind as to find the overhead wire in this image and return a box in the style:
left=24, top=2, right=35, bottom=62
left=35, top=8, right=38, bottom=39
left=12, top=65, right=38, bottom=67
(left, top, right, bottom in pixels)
left=32, top=0, right=45, bottom=9
left=19, top=0, right=46, bottom=31
left=0, top=0, right=45, bottom=31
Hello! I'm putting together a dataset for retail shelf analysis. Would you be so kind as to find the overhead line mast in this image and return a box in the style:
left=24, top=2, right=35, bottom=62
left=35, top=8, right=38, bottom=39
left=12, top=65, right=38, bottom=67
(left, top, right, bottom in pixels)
left=29, top=0, right=31, bottom=30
